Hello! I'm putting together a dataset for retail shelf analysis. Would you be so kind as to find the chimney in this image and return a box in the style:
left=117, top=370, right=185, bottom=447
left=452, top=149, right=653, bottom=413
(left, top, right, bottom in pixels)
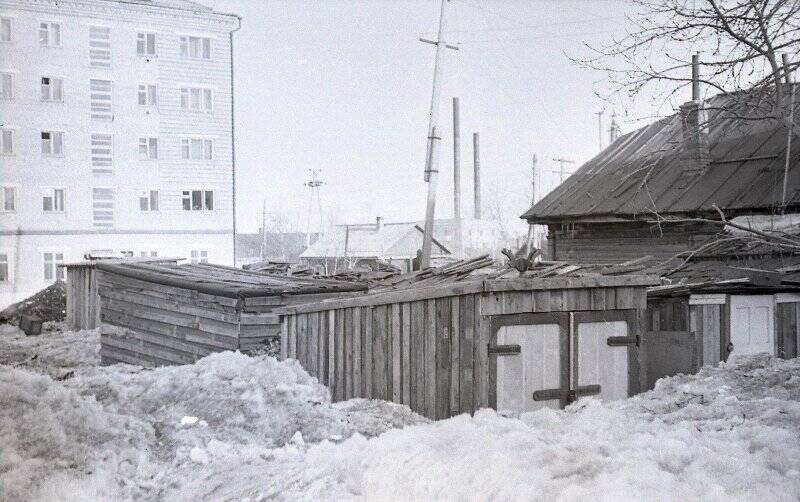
left=375, top=216, right=383, bottom=231
left=473, top=132, right=481, bottom=219
left=679, top=53, right=711, bottom=176
left=609, top=112, right=621, bottom=144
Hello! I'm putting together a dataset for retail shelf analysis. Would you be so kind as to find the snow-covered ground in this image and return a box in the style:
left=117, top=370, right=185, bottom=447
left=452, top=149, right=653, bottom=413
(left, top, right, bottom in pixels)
left=1, top=324, right=799, bottom=501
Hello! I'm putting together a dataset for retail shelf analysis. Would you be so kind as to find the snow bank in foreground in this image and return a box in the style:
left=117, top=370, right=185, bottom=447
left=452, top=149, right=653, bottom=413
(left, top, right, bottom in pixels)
left=261, top=354, right=800, bottom=501
left=2, top=323, right=798, bottom=501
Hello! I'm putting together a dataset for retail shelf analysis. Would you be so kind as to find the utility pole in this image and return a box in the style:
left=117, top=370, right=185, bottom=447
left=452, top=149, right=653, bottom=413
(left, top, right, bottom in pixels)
left=419, top=0, right=457, bottom=268
left=530, top=154, right=538, bottom=206
left=261, top=199, right=267, bottom=261
left=596, top=110, right=604, bottom=151
left=304, top=169, right=324, bottom=248
left=473, top=132, right=481, bottom=219
left=452, top=97, right=463, bottom=259
left=551, top=157, right=576, bottom=184
left=782, top=53, right=795, bottom=212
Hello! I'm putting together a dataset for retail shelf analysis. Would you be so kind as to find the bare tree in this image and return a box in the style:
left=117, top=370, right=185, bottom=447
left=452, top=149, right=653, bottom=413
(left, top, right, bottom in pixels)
left=575, top=0, right=800, bottom=115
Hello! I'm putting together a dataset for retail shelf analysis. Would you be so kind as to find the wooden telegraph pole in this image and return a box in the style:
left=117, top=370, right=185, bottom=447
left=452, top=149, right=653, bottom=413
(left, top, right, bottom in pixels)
left=452, top=97, right=463, bottom=259
left=419, top=0, right=457, bottom=268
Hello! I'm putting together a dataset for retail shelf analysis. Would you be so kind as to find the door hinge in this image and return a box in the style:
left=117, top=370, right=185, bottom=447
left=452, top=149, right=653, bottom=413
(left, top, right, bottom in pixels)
left=607, top=335, right=639, bottom=347
left=532, top=388, right=566, bottom=401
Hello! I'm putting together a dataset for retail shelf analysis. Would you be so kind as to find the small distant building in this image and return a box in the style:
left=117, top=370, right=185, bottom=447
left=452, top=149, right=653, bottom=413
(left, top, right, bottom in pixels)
left=299, top=217, right=452, bottom=274
left=236, top=232, right=315, bottom=267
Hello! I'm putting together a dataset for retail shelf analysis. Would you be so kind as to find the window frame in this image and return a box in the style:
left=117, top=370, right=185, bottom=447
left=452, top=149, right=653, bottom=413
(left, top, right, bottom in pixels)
left=138, top=136, right=158, bottom=160
left=42, top=187, right=66, bottom=213
left=0, top=72, right=12, bottom=100
left=179, top=35, right=211, bottom=60
left=137, top=83, right=157, bottom=106
left=0, top=185, right=16, bottom=212
left=181, top=137, right=213, bottom=160
left=181, top=189, right=214, bottom=211
left=0, top=251, right=9, bottom=283
left=0, top=128, right=13, bottom=155
left=0, top=17, right=11, bottom=43
left=190, top=250, right=209, bottom=264
left=39, top=21, right=61, bottom=48
left=40, top=130, right=64, bottom=156
left=40, top=76, right=63, bottom=102
left=42, top=251, right=65, bottom=282
left=136, top=32, right=157, bottom=56
left=180, top=86, right=213, bottom=113
left=139, top=189, right=160, bottom=211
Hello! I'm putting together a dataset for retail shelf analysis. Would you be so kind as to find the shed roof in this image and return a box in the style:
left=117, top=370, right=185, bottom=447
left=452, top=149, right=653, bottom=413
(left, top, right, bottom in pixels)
left=94, top=262, right=367, bottom=298
left=523, top=88, right=800, bottom=223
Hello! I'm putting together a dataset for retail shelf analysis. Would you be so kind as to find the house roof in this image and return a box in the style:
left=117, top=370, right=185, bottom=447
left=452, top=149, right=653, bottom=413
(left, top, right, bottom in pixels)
left=237, top=232, right=315, bottom=261
left=300, top=221, right=451, bottom=259
left=522, top=87, right=800, bottom=223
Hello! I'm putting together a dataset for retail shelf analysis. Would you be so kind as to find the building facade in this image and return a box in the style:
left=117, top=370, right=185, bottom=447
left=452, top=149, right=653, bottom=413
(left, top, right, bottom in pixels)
left=0, top=0, right=240, bottom=307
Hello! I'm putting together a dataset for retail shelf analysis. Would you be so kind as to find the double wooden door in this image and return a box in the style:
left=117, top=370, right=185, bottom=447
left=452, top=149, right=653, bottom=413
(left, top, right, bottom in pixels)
left=491, top=310, right=638, bottom=413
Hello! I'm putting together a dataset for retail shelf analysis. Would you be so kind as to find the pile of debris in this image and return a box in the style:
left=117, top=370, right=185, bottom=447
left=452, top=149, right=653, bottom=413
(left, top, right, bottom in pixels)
left=243, top=260, right=315, bottom=277
left=0, top=282, right=67, bottom=327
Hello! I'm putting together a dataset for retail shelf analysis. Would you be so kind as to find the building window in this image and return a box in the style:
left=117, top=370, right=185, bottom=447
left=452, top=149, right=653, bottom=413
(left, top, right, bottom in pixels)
left=39, top=22, right=61, bottom=47
left=181, top=138, right=213, bottom=160
left=182, top=190, right=214, bottom=211
left=139, top=251, right=158, bottom=257
left=0, top=73, right=12, bottom=100
left=41, top=76, right=63, bottom=102
left=139, top=190, right=159, bottom=211
left=180, top=36, right=210, bottom=59
left=0, top=129, right=12, bottom=155
left=190, top=250, right=208, bottom=263
left=90, top=79, right=112, bottom=120
left=138, top=137, right=158, bottom=159
left=42, top=188, right=65, bottom=212
left=136, top=32, right=156, bottom=56
left=43, top=252, right=65, bottom=281
left=90, top=134, right=113, bottom=174
left=0, top=253, right=8, bottom=282
left=1, top=186, right=15, bottom=212
left=180, top=87, right=212, bottom=112
left=41, top=131, right=64, bottom=156
left=1, top=18, right=11, bottom=42
left=92, top=188, right=114, bottom=228
left=137, top=84, right=157, bottom=106
left=89, top=26, right=111, bottom=68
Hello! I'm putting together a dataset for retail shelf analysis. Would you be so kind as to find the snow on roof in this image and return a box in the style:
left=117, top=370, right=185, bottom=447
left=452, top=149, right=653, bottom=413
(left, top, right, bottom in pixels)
left=300, top=220, right=451, bottom=259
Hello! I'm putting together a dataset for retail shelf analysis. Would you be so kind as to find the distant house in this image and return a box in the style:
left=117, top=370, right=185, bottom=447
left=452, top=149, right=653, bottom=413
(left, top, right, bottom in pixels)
left=236, top=232, right=316, bottom=267
left=521, top=85, right=800, bottom=365
left=522, top=87, right=800, bottom=264
left=300, top=218, right=452, bottom=274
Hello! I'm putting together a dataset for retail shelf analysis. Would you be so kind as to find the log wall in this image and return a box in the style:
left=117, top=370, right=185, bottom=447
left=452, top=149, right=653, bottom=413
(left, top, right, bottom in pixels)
left=281, top=281, right=650, bottom=420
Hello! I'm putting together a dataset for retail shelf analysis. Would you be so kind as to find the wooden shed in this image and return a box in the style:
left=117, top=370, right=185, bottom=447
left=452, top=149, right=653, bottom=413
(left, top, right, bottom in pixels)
left=277, top=274, right=658, bottom=420
left=94, top=262, right=366, bottom=367
left=62, top=257, right=179, bottom=330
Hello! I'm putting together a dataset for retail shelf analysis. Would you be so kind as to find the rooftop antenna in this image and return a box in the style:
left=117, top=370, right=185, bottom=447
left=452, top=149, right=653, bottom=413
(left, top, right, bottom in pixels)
left=419, top=0, right=458, bottom=268
left=304, top=169, right=324, bottom=248
left=551, top=157, right=576, bottom=185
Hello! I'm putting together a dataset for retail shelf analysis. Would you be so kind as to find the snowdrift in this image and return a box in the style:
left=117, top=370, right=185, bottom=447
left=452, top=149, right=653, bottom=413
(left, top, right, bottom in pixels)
left=1, top=324, right=798, bottom=501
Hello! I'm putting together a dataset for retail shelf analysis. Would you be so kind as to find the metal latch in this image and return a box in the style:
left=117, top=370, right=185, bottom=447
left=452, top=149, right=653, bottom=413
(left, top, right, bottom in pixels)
left=568, top=385, right=602, bottom=402
left=488, top=344, right=521, bottom=355
left=532, top=388, right=567, bottom=401
left=607, top=335, right=639, bottom=347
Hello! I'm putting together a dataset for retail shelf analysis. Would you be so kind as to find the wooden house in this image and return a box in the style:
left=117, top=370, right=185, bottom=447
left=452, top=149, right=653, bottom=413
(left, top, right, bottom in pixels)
left=522, top=89, right=800, bottom=264
left=277, top=265, right=659, bottom=420
left=94, top=261, right=366, bottom=366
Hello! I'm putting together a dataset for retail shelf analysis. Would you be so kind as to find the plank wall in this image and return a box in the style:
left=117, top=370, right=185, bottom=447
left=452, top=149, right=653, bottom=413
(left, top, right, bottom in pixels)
left=282, top=285, right=647, bottom=420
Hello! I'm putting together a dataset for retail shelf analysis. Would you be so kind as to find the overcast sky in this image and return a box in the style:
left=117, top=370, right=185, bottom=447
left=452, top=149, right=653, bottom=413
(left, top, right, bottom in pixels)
left=208, top=0, right=675, bottom=234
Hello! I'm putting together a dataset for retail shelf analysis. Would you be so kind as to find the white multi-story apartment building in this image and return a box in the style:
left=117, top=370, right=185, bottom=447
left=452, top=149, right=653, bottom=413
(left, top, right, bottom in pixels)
left=0, top=0, right=240, bottom=307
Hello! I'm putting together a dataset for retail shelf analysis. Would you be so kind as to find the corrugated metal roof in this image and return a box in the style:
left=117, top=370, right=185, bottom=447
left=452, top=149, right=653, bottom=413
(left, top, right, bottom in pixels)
left=523, top=88, right=800, bottom=222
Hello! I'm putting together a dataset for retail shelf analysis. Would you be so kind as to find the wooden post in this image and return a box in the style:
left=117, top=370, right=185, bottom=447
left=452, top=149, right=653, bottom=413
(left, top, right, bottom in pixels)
left=473, top=132, right=481, bottom=220
left=420, top=0, right=450, bottom=268
left=453, top=97, right=463, bottom=259
left=781, top=53, right=795, bottom=211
